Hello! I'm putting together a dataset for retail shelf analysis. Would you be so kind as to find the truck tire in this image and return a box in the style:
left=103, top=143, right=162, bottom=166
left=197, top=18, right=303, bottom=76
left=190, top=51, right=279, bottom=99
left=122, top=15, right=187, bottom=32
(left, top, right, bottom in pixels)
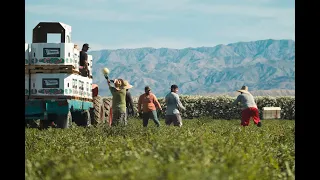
left=26, top=119, right=38, bottom=128
left=82, top=110, right=91, bottom=127
left=103, top=98, right=112, bottom=125
left=39, top=120, right=52, bottom=129
left=72, top=111, right=82, bottom=126
left=90, top=95, right=105, bottom=125
left=72, top=111, right=91, bottom=127
left=56, top=111, right=72, bottom=129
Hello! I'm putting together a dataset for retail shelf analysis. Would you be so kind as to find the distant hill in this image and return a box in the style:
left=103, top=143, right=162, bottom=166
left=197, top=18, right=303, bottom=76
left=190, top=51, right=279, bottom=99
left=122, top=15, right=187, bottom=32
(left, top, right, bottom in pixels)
left=89, top=39, right=295, bottom=97
left=202, top=89, right=295, bottom=97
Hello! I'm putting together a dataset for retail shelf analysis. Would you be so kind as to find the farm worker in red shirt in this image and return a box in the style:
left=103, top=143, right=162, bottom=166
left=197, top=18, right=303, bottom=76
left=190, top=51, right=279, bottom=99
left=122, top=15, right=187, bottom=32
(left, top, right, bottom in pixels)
left=226, top=85, right=262, bottom=127
left=138, top=86, right=163, bottom=127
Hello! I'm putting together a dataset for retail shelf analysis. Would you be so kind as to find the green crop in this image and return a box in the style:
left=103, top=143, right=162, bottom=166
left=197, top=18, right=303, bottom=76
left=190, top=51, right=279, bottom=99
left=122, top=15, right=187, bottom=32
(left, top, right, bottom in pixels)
left=106, top=95, right=295, bottom=120
left=25, top=118, right=295, bottom=180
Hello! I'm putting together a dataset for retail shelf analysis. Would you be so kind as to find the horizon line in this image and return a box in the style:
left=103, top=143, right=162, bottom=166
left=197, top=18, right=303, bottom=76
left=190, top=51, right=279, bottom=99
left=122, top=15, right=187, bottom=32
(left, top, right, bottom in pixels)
left=88, top=38, right=295, bottom=51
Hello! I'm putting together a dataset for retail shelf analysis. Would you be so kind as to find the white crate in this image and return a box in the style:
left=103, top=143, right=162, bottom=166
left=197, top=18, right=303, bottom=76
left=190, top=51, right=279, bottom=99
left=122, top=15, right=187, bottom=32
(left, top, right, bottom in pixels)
left=30, top=43, right=78, bottom=70
left=77, top=75, right=85, bottom=98
left=77, top=76, right=93, bottom=99
left=60, top=22, right=72, bottom=43
left=25, top=74, right=29, bottom=95
left=86, top=77, right=93, bottom=99
left=87, top=55, right=93, bottom=77
left=25, top=43, right=30, bottom=65
left=73, top=48, right=80, bottom=70
left=30, top=73, right=86, bottom=98
left=262, top=107, right=281, bottom=119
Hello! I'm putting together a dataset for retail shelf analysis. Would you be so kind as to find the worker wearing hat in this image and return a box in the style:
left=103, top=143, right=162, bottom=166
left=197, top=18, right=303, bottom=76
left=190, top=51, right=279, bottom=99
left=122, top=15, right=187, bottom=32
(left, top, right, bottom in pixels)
left=226, top=85, right=262, bottom=127
left=106, top=76, right=133, bottom=126
left=137, top=86, right=162, bottom=127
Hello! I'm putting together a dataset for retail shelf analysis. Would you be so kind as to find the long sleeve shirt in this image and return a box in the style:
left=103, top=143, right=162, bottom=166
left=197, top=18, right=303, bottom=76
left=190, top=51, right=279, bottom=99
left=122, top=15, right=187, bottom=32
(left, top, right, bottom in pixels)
left=165, top=92, right=186, bottom=115
left=232, top=92, right=257, bottom=110
left=138, top=93, right=161, bottom=113
left=109, top=87, right=127, bottom=113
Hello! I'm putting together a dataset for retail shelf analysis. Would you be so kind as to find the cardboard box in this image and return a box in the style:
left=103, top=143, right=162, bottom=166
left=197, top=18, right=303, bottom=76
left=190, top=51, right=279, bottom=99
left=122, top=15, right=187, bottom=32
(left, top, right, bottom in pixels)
left=30, top=43, right=78, bottom=71
left=86, top=77, right=93, bottom=99
left=25, top=43, right=30, bottom=65
left=73, top=48, right=80, bottom=71
left=60, top=22, right=72, bottom=43
left=262, top=107, right=281, bottom=119
left=77, top=76, right=93, bottom=99
left=30, top=73, right=86, bottom=98
left=25, top=74, right=29, bottom=95
left=87, top=55, right=93, bottom=77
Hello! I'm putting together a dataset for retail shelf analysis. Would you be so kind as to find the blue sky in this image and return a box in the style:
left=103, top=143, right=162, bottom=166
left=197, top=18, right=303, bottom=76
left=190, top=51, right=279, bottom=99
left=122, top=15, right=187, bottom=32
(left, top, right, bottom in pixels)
left=25, top=0, right=295, bottom=50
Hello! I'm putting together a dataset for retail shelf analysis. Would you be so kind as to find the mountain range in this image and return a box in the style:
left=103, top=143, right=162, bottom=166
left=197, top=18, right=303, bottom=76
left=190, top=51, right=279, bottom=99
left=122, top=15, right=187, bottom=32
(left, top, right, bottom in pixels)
left=88, top=39, right=295, bottom=97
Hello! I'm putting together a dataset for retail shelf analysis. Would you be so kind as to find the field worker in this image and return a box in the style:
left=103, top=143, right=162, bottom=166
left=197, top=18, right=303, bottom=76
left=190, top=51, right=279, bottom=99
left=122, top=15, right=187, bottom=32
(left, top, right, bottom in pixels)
left=126, top=89, right=135, bottom=117
left=138, top=86, right=162, bottom=127
left=106, top=77, right=133, bottom=126
left=226, top=85, right=262, bottom=127
left=164, top=85, right=186, bottom=127
left=79, top=43, right=90, bottom=77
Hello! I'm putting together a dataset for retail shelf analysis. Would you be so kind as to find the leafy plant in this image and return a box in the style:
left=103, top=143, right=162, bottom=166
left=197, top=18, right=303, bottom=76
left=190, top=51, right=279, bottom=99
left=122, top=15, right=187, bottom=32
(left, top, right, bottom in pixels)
left=25, top=119, right=295, bottom=180
left=105, top=95, right=295, bottom=120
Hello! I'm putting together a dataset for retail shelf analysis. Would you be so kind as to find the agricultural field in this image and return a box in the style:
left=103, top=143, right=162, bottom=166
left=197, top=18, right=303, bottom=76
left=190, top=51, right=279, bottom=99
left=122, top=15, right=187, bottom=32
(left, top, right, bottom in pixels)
left=25, top=118, right=295, bottom=180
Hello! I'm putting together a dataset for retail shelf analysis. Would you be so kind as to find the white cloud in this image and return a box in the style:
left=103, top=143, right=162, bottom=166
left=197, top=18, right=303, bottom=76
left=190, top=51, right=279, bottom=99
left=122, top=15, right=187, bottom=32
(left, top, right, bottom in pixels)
left=25, top=4, right=165, bottom=22
left=26, top=0, right=294, bottom=49
left=26, top=1, right=294, bottom=21
left=113, top=0, right=294, bottom=19
left=211, top=18, right=295, bottom=41
left=189, top=4, right=293, bottom=18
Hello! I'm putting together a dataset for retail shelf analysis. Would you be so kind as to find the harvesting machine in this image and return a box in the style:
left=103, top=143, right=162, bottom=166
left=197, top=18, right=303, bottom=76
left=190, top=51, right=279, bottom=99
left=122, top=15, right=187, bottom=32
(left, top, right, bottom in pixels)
left=25, top=22, right=112, bottom=128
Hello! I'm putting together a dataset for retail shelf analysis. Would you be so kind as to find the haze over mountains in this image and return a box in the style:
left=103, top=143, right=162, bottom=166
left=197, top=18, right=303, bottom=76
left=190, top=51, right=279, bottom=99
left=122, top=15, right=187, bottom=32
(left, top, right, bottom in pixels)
left=89, top=39, right=295, bottom=97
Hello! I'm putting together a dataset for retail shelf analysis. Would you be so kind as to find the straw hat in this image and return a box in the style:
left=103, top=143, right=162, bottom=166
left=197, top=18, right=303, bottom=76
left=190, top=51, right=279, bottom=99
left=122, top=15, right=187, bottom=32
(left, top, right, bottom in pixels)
left=114, top=79, right=133, bottom=90
left=122, top=80, right=133, bottom=89
left=237, top=85, right=249, bottom=93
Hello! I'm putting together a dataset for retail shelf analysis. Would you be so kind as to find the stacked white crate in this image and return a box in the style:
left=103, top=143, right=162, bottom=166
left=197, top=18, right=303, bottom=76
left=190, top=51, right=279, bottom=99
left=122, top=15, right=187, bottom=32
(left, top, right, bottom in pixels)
left=78, top=75, right=93, bottom=99
left=87, top=55, right=93, bottom=77
left=73, top=46, right=80, bottom=71
left=29, top=22, right=73, bottom=66
left=25, top=43, right=30, bottom=65
left=87, top=79, right=93, bottom=99
left=28, top=43, right=92, bottom=100
left=30, top=43, right=79, bottom=71
left=29, top=73, right=87, bottom=98
left=27, top=22, right=92, bottom=101
left=25, top=74, right=29, bottom=96
left=25, top=43, right=30, bottom=98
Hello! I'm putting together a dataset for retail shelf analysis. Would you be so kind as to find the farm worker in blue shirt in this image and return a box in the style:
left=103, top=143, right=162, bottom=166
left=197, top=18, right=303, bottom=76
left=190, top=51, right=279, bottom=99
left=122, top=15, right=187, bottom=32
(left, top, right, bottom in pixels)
left=164, top=85, right=186, bottom=127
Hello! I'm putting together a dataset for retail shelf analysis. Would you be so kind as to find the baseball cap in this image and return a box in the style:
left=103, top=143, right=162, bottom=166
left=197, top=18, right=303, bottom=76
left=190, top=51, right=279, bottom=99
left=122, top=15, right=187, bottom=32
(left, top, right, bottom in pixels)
left=145, top=86, right=151, bottom=91
left=83, top=43, right=90, bottom=49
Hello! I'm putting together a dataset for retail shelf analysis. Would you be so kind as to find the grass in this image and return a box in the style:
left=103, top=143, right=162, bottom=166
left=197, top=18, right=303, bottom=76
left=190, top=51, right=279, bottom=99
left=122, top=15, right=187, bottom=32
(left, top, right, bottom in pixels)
left=25, top=118, right=295, bottom=180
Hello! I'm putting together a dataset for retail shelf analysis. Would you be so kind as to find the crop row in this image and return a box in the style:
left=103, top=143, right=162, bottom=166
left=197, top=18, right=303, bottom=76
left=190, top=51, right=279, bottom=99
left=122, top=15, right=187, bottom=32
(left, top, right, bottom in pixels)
left=104, top=95, right=295, bottom=120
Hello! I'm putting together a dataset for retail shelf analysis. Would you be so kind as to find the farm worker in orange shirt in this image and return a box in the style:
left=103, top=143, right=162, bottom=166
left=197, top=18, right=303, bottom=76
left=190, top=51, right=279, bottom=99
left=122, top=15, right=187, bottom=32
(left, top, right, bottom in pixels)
left=138, top=86, right=163, bottom=127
